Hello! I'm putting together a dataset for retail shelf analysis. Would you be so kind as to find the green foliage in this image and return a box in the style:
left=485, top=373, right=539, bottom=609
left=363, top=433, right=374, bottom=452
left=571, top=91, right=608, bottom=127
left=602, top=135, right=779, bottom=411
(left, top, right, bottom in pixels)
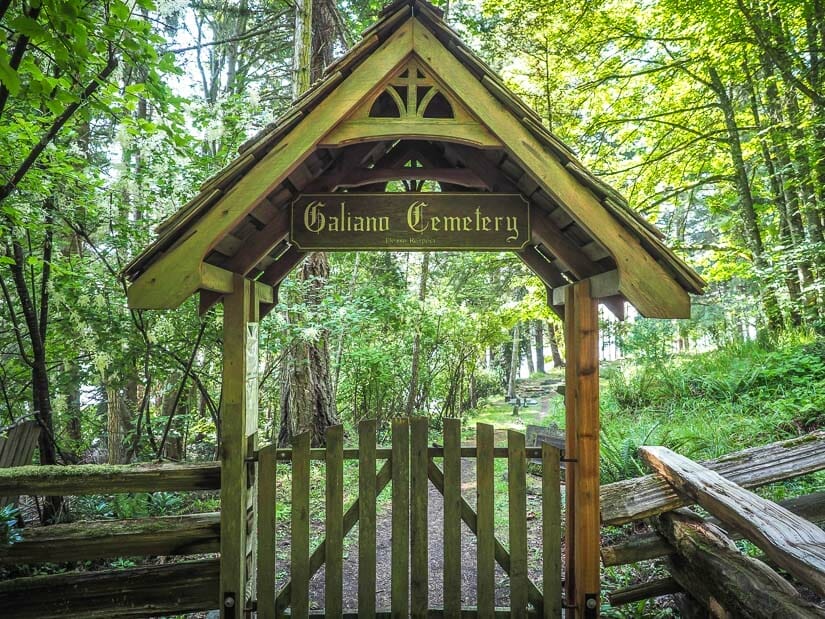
left=0, top=505, right=22, bottom=546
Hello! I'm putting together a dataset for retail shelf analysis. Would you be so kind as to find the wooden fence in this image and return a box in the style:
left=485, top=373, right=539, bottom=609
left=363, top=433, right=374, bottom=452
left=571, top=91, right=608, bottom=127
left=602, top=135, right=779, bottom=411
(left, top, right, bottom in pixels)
left=256, top=418, right=564, bottom=618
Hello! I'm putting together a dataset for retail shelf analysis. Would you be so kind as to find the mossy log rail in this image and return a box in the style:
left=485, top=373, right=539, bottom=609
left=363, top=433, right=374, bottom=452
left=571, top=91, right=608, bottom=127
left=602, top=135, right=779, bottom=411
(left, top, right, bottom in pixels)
left=0, top=462, right=220, bottom=496
left=0, top=512, right=219, bottom=565
left=607, top=577, right=682, bottom=606
left=640, top=445, right=825, bottom=597
left=600, top=430, right=825, bottom=525
left=0, top=557, right=219, bottom=619
left=654, top=510, right=825, bottom=618
left=602, top=490, right=825, bottom=567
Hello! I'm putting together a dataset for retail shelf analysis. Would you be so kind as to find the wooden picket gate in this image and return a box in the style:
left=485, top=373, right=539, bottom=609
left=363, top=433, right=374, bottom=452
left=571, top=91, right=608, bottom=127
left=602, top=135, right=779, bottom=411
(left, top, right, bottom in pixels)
left=255, top=418, right=563, bottom=618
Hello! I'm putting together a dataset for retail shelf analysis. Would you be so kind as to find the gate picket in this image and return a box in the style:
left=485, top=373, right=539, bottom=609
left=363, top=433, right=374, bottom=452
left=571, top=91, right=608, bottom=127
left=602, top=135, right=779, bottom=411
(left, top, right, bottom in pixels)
left=411, top=417, right=429, bottom=617
left=508, top=430, right=528, bottom=617
left=476, top=423, right=495, bottom=618
left=326, top=425, right=344, bottom=617
left=443, top=418, right=462, bottom=617
left=542, top=443, right=562, bottom=618
left=291, top=432, right=311, bottom=619
left=391, top=418, right=410, bottom=616
left=256, top=443, right=277, bottom=618
left=358, top=420, right=377, bottom=617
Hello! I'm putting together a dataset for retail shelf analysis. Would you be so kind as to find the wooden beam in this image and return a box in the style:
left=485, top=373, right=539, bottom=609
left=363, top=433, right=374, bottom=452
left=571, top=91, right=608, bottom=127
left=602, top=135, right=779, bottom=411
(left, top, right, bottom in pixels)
left=607, top=578, right=682, bottom=607
left=655, top=510, right=825, bottom=618
left=220, top=275, right=255, bottom=618
left=602, top=490, right=825, bottom=567
left=0, top=513, right=220, bottom=565
left=640, top=445, right=825, bottom=597
left=259, top=245, right=306, bottom=286
left=126, top=19, right=416, bottom=309
left=0, top=462, right=220, bottom=496
left=564, top=280, right=601, bottom=617
left=601, top=430, right=825, bottom=525
left=531, top=210, right=601, bottom=279
left=0, top=558, right=219, bottom=619
left=320, top=119, right=502, bottom=149
left=552, top=270, right=619, bottom=305
left=411, top=19, right=691, bottom=318
left=333, top=167, right=489, bottom=189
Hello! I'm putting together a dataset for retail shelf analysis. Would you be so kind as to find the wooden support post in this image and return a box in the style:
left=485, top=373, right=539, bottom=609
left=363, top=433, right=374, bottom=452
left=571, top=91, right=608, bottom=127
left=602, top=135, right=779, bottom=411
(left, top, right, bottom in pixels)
left=220, top=275, right=259, bottom=618
left=564, top=280, right=600, bottom=617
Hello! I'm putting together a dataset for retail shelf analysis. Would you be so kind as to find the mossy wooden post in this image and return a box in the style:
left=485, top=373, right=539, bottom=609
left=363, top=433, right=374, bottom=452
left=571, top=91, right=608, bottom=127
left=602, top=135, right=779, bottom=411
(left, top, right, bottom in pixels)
left=564, top=280, right=600, bottom=617
left=220, top=274, right=259, bottom=617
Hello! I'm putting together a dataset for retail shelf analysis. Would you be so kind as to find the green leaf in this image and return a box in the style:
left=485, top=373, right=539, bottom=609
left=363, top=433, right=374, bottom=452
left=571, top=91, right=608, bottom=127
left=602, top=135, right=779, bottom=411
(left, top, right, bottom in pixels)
left=0, top=49, right=21, bottom=96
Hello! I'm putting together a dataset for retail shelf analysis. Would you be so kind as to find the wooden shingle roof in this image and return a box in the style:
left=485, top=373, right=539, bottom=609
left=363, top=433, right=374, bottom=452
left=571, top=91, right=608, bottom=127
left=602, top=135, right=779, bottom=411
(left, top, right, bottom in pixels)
left=124, top=0, right=703, bottom=318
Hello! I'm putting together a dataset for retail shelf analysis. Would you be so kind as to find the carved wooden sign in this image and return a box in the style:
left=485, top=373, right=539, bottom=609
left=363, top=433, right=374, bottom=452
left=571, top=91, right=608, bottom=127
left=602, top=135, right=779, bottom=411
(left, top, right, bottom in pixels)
left=290, top=193, right=530, bottom=250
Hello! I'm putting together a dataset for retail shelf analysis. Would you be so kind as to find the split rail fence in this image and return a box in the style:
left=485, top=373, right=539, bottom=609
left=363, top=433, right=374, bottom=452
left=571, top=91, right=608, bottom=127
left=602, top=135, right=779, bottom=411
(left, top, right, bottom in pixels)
left=256, top=418, right=564, bottom=617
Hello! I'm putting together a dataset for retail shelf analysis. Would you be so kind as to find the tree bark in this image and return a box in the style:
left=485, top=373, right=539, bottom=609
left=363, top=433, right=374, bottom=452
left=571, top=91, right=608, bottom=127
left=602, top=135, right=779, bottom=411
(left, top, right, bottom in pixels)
left=507, top=323, right=520, bottom=399
left=534, top=320, right=545, bottom=373
left=547, top=321, right=564, bottom=367
left=405, top=252, right=429, bottom=417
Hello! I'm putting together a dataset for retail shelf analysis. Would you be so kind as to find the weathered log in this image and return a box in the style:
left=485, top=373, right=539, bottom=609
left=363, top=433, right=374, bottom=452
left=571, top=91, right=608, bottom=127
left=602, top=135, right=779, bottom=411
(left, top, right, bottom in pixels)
left=602, top=490, right=825, bottom=567
left=0, top=462, right=221, bottom=496
left=601, top=430, right=825, bottom=525
left=607, top=577, right=681, bottom=606
left=0, top=512, right=220, bottom=565
left=655, top=509, right=825, bottom=617
left=641, top=445, right=825, bottom=597
left=0, top=558, right=219, bottom=618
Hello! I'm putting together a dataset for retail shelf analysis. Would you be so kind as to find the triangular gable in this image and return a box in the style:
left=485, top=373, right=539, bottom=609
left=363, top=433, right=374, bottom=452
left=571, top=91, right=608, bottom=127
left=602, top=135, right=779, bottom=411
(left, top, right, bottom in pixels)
left=125, top=1, right=703, bottom=318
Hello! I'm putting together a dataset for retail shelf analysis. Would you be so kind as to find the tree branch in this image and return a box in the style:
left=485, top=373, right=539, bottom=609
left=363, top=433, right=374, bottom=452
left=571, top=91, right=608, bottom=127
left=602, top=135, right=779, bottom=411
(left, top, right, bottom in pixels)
left=0, top=3, right=42, bottom=119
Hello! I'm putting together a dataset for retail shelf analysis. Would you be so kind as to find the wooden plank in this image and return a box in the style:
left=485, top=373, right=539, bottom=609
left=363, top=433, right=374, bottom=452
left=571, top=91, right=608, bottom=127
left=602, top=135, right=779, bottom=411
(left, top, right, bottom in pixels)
left=607, top=578, right=681, bottom=607
left=410, top=18, right=692, bottom=318
left=476, top=423, right=495, bottom=618
left=507, top=430, right=529, bottom=618
left=391, top=418, right=410, bottom=617
left=325, top=425, right=344, bottom=617
left=601, top=490, right=825, bottom=567
left=411, top=417, right=429, bottom=617
left=0, top=558, right=220, bottom=619
left=270, top=446, right=546, bottom=461
left=359, top=420, right=377, bottom=616
left=640, top=445, right=825, bottom=597
left=220, top=274, right=251, bottom=618
left=0, top=512, right=219, bottom=565
left=320, top=119, right=502, bottom=149
left=655, top=509, right=825, bottom=618
left=0, top=462, right=220, bottom=496
left=291, top=432, right=311, bottom=619
left=601, top=430, right=825, bottom=525
left=541, top=444, right=562, bottom=619
left=443, top=418, right=462, bottom=616
left=126, top=19, right=416, bottom=310
left=257, top=444, right=277, bottom=618
left=551, top=271, right=620, bottom=305
left=564, top=280, right=601, bottom=616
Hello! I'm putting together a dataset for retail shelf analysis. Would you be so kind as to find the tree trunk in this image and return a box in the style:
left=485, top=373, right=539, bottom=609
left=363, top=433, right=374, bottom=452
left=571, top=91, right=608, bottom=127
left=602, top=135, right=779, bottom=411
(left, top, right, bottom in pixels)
left=708, top=67, right=782, bottom=331
left=507, top=323, right=520, bottom=399
left=405, top=252, right=429, bottom=417
left=547, top=321, right=564, bottom=367
left=522, top=325, right=534, bottom=376
left=278, top=253, right=340, bottom=447
left=534, top=319, right=545, bottom=374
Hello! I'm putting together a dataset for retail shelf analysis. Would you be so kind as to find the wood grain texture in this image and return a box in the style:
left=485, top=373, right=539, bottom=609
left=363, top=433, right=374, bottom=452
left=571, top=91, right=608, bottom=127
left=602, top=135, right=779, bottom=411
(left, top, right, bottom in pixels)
left=601, top=430, right=825, bottom=525
left=640, top=445, right=825, bottom=597
left=656, top=510, right=825, bottom=618
left=391, top=418, right=410, bottom=618
left=291, top=431, right=311, bottom=619
left=541, top=443, right=562, bottom=619
left=507, top=430, right=529, bottom=618
left=443, top=418, right=462, bottom=616
left=359, top=419, right=378, bottom=616
left=0, top=513, right=220, bottom=566
left=256, top=444, right=277, bottom=619
left=411, top=417, right=429, bottom=617
left=476, top=423, right=495, bottom=618
left=325, top=425, right=344, bottom=617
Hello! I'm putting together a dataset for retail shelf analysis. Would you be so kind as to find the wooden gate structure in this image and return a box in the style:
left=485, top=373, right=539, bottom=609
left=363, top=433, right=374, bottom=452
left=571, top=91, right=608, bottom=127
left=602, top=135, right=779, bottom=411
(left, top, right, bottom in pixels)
left=255, top=418, right=562, bottom=617
left=122, top=0, right=705, bottom=616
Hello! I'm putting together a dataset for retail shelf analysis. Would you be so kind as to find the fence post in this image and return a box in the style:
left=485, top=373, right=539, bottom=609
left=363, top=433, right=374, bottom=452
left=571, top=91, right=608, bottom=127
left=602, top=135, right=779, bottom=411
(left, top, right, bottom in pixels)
left=256, top=443, right=276, bottom=618
left=325, top=425, right=344, bottom=617
left=508, top=430, right=528, bottom=617
left=542, top=443, right=562, bottom=618
left=476, top=422, right=495, bottom=618
left=443, top=418, right=462, bottom=616
left=391, top=418, right=410, bottom=616
left=411, top=417, right=429, bottom=617
left=291, top=432, right=311, bottom=619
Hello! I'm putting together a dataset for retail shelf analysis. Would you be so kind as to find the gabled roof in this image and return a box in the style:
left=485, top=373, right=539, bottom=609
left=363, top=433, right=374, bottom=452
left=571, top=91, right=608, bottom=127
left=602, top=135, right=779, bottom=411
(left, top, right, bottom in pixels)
left=124, top=0, right=704, bottom=318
